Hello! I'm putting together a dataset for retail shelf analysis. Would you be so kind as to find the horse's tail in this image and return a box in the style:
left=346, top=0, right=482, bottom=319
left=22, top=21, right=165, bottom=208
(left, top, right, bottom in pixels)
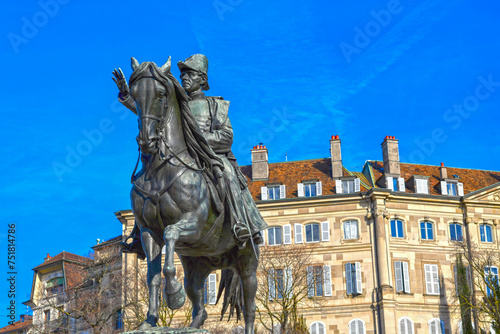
left=217, top=268, right=243, bottom=322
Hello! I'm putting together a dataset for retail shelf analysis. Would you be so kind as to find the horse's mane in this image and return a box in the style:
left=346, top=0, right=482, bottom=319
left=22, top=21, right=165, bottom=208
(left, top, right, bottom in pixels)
left=130, top=62, right=223, bottom=179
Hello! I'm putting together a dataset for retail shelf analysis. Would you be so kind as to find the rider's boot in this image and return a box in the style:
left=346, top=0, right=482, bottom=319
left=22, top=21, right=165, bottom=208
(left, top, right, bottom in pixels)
left=233, top=221, right=251, bottom=250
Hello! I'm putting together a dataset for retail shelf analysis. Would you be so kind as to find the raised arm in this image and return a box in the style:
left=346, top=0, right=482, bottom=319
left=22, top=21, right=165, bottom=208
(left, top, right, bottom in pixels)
left=112, top=68, right=137, bottom=115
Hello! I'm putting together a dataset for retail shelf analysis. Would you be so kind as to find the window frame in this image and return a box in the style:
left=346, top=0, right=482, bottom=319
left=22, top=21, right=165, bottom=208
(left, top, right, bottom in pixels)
left=485, top=266, right=499, bottom=297
left=394, top=261, right=411, bottom=293
left=310, top=321, right=326, bottom=334
left=348, top=318, right=366, bottom=334
left=345, top=262, right=362, bottom=295
left=268, top=185, right=281, bottom=200
left=428, top=318, right=444, bottom=334
left=449, top=223, right=463, bottom=242
left=390, top=219, right=404, bottom=238
left=424, top=264, right=440, bottom=295
left=267, top=226, right=282, bottom=246
left=398, top=317, right=414, bottom=334
left=343, top=220, right=359, bottom=240
left=480, top=224, right=493, bottom=243
left=420, top=221, right=434, bottom=240
left=305, top=223, right=320, bottom=243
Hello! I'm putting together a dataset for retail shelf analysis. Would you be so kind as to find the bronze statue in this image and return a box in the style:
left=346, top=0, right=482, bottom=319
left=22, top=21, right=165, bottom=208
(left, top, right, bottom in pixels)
left=112, top=55, right=267, bottom=333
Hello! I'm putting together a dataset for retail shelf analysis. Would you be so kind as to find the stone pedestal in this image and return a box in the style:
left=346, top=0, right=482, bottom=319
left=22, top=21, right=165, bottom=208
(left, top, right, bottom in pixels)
left=123, top=327, right=209, bottom=334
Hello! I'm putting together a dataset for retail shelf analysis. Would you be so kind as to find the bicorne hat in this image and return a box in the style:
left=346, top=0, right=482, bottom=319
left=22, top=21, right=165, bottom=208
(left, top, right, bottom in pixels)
left=177, top=54, right=210, bottom=91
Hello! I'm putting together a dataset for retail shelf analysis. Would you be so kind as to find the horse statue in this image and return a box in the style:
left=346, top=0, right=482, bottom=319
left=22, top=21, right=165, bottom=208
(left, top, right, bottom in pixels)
left=118, top=57, right=260, bottom=333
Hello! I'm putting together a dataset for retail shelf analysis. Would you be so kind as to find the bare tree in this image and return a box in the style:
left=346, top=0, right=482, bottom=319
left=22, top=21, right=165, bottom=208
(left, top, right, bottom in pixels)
left=454, top=240, right=500, bottom=332
left=255, top=245, right=322, bottom=334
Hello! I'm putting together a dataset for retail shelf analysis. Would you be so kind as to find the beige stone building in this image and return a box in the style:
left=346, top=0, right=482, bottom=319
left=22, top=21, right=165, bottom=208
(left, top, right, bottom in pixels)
left=115, top=135, right=500, bottom=334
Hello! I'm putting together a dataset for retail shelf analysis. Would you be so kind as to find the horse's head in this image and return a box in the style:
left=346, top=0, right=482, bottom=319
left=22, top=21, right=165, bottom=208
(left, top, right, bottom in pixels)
left=128, top=57, right=176, bottom=155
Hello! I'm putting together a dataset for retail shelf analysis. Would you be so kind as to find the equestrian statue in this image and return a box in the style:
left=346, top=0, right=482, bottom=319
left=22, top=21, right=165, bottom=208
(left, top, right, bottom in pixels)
left=112, top=54, right=267, bottom=333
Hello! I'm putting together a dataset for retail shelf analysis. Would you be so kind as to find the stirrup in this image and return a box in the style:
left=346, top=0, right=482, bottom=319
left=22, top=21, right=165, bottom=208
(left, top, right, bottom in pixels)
left=233, top=223, right=251, bottom=242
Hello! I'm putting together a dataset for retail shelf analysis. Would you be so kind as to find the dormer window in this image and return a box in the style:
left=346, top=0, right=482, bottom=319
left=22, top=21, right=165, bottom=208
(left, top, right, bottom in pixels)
left=298, top=181, right=322, bottom=197
left=440, top=180, right=464, bottom=196
left=386, top=176, right=405, bottom=192
left=335, top=178, right=360, bottom=194
left=261, top=184, right=286, bottom=200
left=412, top=176, right=429, bottom=194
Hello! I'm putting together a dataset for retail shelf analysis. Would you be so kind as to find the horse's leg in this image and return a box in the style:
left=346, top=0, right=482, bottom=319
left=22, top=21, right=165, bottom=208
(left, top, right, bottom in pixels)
left=236, top=246, right=260, bottom=334
left=180, top=255, right=213, bottom=328
left=138, top=227, right=162, bottom=329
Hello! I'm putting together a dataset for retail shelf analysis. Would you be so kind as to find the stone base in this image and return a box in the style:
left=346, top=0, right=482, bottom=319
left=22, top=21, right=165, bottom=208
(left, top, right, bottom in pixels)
left=123, top=327, right=209, bottom=334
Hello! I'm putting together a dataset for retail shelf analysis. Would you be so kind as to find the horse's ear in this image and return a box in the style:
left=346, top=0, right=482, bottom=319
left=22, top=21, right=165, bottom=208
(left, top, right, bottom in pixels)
left=160, top=56, right=171, bottom=73
left=131, top=57, right=140, bottom=71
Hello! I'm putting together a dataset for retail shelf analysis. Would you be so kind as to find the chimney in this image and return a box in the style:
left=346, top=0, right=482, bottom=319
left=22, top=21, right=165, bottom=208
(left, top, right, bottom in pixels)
left=381, top=136, right=400, bottom=175
left=330, top=135, right=343, bottom=178
left=44, top=253, right=51, bottom=261
left=251, top=144, right=269, bottom=180
left=439, top=162, right=447, bottom=179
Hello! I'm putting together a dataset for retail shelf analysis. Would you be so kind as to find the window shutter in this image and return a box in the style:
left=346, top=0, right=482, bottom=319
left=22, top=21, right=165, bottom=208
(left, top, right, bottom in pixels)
left=423, top=179, right=429, bottom=194
left=355, top=262, right=362, bottom=294
left=429, top=320, right=437, bottom=334
left=294, top=224, right=303, bottom=244
left=400, top=319, right=407, bottom=334
left=345, top=263, right=353, bottom=295
left=321, top=221, right=330, bottom=242
left=208, top=273, right=217, bottom=304
left=353, top=221, right=358, bottom=239
left=425, top=264, right=432, bottom=294
left=323, top=265, right=332, bottom=296
left=398, top=177, right=405, bottom=192
left=268, top=269, right=275, bottom=300
left=279, top=185, right=286, bottom=199
left=344, top=222, right=350, bottom=239
left=349, top=321, right=356, bottom=334
left=297, top=183, right=304, bottom=197
left=403, top=261, right=410, bottom=293
left=261, top=186, right=268, bottom=200
left=457, top=182, right=464, bottom=196
left=283, top=225, right=292, bottom=245
left=354, top=178, right=360, bottom=192
left=316, top=181, right=322, bottom=196
left=284, top=268, right=293, bottom=297
left=335, top=179, right=342, bottom=194
left=387, top=176, right=394, bottom=190
left=440, top=181, right=448, bottom=195
left=307, top=266, right=314, bottom=297
left=394, top=261, right=403, bottom=292
left=432, top=265, right=440, bottom=294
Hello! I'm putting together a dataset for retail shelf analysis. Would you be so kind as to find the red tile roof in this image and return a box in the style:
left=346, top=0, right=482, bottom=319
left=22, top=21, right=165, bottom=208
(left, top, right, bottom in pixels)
left=33, top=251, right=90, bottom=270
left=240, top=158, right=500, bottom=200
left=0, top=315, right=32, bottom=333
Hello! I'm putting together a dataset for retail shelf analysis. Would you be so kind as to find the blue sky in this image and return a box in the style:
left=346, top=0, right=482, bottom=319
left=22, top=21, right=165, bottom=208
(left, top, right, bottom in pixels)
left=1, top=0, right=500, bottom=326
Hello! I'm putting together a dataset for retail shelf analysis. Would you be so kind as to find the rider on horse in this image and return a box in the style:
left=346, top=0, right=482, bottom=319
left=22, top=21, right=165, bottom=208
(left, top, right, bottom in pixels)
left=115, top=54, right=267, bottom=253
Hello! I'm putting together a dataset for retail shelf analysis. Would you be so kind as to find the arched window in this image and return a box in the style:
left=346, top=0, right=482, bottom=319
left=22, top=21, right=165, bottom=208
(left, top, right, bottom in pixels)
left=310, top=321, right=326, bottom=334
left=267, top=227, right=282, bottom=246
left=480, top=224, right=493, bottom=243
left=305, top=223, right=320, bottom=243
left=420, top=221, right=434, bottom=240
left=344, top=220, right=358, bottom=240
left=348, top=318, right=365, bottom=334
left=428, top=318, right=444, bottom=334
left=391, top=219, right=404, bottom=238
left=449, top=223, right=463, bottom=241
left=398, top=317, right=414, bottom=334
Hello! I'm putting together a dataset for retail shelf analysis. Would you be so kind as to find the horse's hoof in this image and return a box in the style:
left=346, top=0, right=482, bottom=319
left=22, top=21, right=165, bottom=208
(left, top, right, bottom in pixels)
left=189, top=310, right=208, bottom=328
left=165, top=281, right=186, bottom=310
left=138, top=315, right=157, bottom=329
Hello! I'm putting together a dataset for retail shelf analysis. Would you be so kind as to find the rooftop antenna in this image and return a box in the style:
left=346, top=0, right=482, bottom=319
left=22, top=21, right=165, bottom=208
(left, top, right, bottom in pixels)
left=285, top=153, right=287, bottom=162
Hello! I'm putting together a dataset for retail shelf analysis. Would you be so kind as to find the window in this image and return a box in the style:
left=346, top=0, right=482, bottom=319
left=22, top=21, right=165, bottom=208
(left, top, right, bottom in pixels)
left=485, top=266, right=499, bottom=297
left=114, top=309, right=123, bottom=330
left=424, top=264, right=440, bottom=295
left=46, top=277, right=64, bottom=295
left=294, top=221, right=329, bottom=244
left=428, top=318, right=444, bottom=334
left=391, top=219, right=404, bottom=238
left=387, top=176, right=405, bottom=192
left=420, top=221, right=434, bottom=240
left=203, top=273, right=217, bottom=304
left=261, top=185, right=286, bottom=200
left=268, top=227, right=282, bottom=246
left=348, top=319, right=365, bottom=334
left=415, top=178, right=429, bottom=194
left=480, top=224, right=493, bottom=243
left=449, top=223, right=463, bottom=241
left=310, top=321, right=326, bottom=334
left=345, top=262, right=362, bottom=295
left=305, top=224, right=320, bottom=243
left=44, top=310, right=50, bottom=323
left=398, top=317, right=414, bottom=334
left=268, top=268, right=292, bottom=300
left=344, top=220, right=359, bottom=240
left=440, top=180, right=464, bottom=196
left=336, top=178, right=361, bottom=194
left=297, top=181, right=322, bottom=197
left=307, top=265, right=332, bottom=297
left=394, top=261, right=411, bottom=293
